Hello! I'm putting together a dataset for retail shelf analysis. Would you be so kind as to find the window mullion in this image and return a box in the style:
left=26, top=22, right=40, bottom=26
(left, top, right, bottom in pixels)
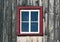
left=29, top=11, right=31, bottom=33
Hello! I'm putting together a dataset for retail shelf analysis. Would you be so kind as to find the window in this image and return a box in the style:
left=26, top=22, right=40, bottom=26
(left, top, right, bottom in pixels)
left=16, top=6, right=43, bottom=36
left=20, top=10, right=40, bottom=34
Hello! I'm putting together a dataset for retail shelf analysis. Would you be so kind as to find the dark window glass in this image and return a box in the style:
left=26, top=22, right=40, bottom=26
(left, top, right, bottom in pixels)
left=31, top=22, right=38, bottom=32
left=21, top=11, right=29, bottom=21
left=22, top=23, right=29, bottom=32
left=31, top=11, right=38, bottom=21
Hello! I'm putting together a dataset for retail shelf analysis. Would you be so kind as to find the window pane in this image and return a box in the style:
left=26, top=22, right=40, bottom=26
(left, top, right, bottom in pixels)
left=21, top=11, right=29, bottom=21
left=31, top=23, right=38, bottom=32
left=31, top=11, right=38, bottom=21
left=22, top=23, right=29, bottom=32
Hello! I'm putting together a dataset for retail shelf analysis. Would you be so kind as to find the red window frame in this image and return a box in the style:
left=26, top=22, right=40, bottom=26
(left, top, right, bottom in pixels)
left=16, top=6, right=43, bottom=36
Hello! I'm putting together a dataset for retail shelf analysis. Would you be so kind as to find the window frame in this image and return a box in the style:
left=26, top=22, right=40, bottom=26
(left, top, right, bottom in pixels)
left=20, top=10, right=40, bottom=34
left=16, top=6, right=43, bottom=36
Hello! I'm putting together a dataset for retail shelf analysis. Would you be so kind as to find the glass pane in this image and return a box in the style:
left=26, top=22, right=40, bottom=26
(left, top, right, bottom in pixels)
left=22, top=23, right=29, bottom=32
left=31, top=22, right=38, bottom=32
left=31, top=11, right=38, bottom=21
left=21, top=11, right=29, bottom=21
